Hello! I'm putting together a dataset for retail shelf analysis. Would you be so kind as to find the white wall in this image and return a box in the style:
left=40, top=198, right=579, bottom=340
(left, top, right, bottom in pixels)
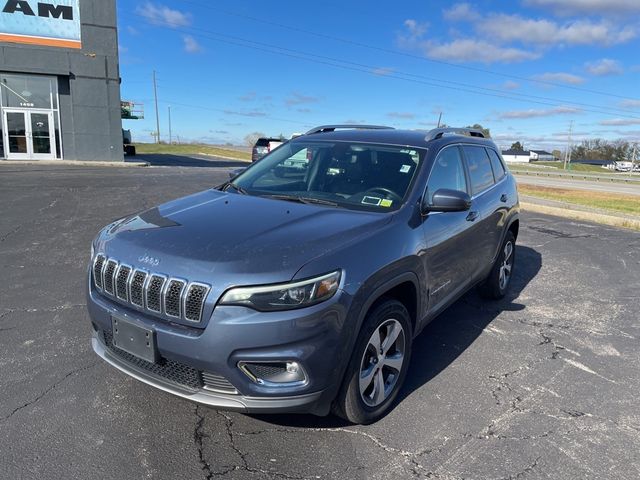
left=503, top=154, right=530, bottom=163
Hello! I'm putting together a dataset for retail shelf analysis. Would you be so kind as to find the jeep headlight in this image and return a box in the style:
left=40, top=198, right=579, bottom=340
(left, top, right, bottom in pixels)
left=220, top=271, right=341, bottom=311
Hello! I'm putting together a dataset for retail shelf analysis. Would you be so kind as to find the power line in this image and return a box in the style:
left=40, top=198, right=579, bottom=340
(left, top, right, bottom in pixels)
left=173, top=0, right=640, bottom=103
left=128, top=14, right=640, bottom=120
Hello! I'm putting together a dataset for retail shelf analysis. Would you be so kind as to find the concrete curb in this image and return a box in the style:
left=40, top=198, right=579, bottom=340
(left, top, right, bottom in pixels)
left=521, top=201, right=640, bottom=231
left=0, top=159, right=149, bottom=168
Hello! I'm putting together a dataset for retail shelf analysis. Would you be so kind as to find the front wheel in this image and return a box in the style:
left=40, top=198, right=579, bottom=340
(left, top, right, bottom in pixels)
left=333, top=299, right=412, bottom=424
left=479, top=231, right=516, bottom=299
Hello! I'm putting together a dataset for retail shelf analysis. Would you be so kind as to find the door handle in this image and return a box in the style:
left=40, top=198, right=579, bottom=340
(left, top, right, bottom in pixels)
left=466, top=211, right=479, bottom=222
left=500, top=194, right=508, bottom=203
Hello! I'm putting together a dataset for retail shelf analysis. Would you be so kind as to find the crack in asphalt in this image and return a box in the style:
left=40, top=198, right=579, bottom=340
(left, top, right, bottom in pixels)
left=0, top=225, right=22, bottom=243
left=194, top=406, right=212, bottom=479
left=537, top=331, right=566, bottom=360
left=1, top=304, right=86, bottom=318
left=2, top=362, right=99, bottom=422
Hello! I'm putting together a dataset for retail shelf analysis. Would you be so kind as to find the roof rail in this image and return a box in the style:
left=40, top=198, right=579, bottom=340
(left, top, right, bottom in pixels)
left=305, top=124, right=394, bottom=135
left=425, top=127, right=486, bottom=142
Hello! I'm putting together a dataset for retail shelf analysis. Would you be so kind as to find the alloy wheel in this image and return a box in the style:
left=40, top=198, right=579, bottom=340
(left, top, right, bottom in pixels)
left=359, top=319, right=406, bottom=408
left=499, top=241, right=514, bottom=291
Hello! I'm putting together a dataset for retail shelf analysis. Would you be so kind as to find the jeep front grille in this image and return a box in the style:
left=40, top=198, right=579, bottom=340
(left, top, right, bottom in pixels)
left=103, top=259, right=118, bottom=295
left=129, top=270, right=147, bottom=307
left=184, top=284, right=209, bottom=322
left=116, top=265, right=132, bottom=301
left=146, top=275, right=166, bottom=313
left=92, top=255, right=210, bottom=323
left=93, top=255, right=106, bottom=289
left=165, top=280, right=185, bottom=318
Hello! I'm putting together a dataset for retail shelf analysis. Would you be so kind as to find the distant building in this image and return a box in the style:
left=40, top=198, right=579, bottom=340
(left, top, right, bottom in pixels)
left=501, top=150, right=531, bottom=163
left=1, top=0, right=122, bottom=162
left=530, top=150, right=555, bottom=161
left=501, top=149, right=556, bottom=163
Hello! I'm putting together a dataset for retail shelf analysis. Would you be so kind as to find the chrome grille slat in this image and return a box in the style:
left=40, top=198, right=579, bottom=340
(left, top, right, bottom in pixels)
left=129, top=270, right=148, bottom=308
left=184, top=283, right=210, bottom=323
left=91, top=256, right=209, bottom=323
left=103, top=259, right=118, bottom=295
left=115, top=265, right=132, bottom=301
left=93, top=254, right=106, bottom=289
left=165, top=279, right=186, bottom=318
left=146, top=275, right=166, bottom=313
left=201, top=371, right=238, bottom=394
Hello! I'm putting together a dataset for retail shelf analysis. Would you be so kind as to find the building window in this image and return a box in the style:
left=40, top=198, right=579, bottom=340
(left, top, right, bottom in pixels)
left=1, top=75, right=57, bottom=110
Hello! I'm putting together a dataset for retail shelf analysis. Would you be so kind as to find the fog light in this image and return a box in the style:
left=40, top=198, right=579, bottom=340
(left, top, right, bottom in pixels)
left=238, top=361, right=307, bottom=386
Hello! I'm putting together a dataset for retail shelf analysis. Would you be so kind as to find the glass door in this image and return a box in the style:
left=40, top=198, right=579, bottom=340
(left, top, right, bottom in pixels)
left=29, top=112, right=55, bottom=160
left=4, top=111, right=28, bottom=159
left=2, top=110, right=56, bottom=160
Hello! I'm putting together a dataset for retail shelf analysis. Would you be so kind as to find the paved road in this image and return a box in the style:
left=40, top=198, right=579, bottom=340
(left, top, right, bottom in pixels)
left=514, top=173, right=640, bottom=196
left=1, top=164, right=639, bottom=479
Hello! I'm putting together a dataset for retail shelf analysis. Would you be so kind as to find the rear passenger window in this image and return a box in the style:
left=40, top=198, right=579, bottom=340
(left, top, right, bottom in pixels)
left=427, top=147, right=468, bottom=204
left=463, top=146, right=495, bottom=195
left=486, top=149, right=506, bottom=180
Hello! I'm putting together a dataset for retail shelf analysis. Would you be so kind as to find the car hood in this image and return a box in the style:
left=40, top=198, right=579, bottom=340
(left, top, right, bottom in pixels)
left=96, top=189, right=391, bottom=286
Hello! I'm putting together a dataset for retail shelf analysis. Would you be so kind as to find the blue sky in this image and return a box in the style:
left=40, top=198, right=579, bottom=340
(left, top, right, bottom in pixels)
left=117, top=0, right=640, bottom=150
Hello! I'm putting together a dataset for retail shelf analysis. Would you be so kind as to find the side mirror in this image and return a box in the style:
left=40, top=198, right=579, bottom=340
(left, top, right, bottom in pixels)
left=228, top=167, right=247, bottom=180
left=421, top=189, right=471, bottom=214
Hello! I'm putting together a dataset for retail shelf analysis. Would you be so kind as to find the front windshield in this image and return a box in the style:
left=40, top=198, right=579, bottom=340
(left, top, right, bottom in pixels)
left=231, top=140, right=426, bottom=211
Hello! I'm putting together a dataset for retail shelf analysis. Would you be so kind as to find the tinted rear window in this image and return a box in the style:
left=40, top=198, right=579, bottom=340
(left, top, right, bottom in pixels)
left=486, top=149, right=506, bottom=180
left=463, top=146, right=495, bottom=195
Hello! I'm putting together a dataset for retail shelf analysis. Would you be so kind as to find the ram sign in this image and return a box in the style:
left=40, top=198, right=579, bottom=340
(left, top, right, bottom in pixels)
left=0, top=0, right=81, bottom=49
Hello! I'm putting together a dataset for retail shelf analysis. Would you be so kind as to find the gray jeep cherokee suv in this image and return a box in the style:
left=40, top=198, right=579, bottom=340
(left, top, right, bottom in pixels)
left=87, top=125, right=520, bottom=424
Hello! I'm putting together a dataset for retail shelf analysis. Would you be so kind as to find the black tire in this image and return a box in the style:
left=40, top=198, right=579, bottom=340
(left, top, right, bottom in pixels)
left=333, top=299, right=412, bottom=424
left=479, top=231, right=516, bottom=300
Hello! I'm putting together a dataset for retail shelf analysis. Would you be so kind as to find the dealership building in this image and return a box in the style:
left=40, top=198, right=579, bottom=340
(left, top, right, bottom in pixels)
left=0, top=0, right=123, bottom=161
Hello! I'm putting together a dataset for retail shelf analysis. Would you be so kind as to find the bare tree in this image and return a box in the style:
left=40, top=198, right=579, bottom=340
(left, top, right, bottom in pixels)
left=244, top=132, right=266, bottom=147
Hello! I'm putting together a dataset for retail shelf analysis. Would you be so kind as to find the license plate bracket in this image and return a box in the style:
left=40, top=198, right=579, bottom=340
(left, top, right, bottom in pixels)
left=111, top=315, right=158, bottom=363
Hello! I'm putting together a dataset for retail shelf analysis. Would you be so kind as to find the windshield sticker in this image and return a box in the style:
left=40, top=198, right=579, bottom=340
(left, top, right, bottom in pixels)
left=399, top=165, right=411, bottom=173
left=380, top=199, right=393, bottom=208
left=362, top=196, right=382, bottom=206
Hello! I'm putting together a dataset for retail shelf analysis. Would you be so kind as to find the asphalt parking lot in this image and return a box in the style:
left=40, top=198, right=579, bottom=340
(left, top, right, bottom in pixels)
left=1, top=161, right=639, bottom=479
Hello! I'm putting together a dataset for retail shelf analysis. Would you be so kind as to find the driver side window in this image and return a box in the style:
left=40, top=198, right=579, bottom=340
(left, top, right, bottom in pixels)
left=427, top=147, right=468, bottom=204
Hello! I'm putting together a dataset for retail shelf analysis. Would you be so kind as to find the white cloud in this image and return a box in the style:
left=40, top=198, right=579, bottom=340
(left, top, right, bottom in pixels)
left=477, top=15, right=636, bottom=47
left=599, top=118, right=640, bottom=126
left=402, top=19, right=428, bottom=40
left=443, top=3, right=480, bottom=22
left=423, top=39, right=540, bottom=64
left=585, top=58, right=624, bottom=76
left=183, top=35, right=202, bottom=53
left=387, top=112, right=416, bottom=120
left=372, top=67, right=395, bottom=76
left=285, top=93, right=320, bottom=106
left=503, top=81, right=520, bottom=90
left=533, top=72, right=585, bottom=84
left=136, top=2, right=191, bottom=28
left=524, top=0, right=640, bottom=16
left=498, top=106, right=581, bottom=119
left=619, top=99, right=640, bottom=108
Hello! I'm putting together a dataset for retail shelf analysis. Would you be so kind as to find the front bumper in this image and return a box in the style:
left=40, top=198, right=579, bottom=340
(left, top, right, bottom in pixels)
left=92, top=333, right=325, bottom=413
left=87, top=279, right=354, bottom=415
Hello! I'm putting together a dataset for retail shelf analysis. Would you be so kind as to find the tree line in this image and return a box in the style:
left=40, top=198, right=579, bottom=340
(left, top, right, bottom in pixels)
left=570, top=139, right=637, bottom=162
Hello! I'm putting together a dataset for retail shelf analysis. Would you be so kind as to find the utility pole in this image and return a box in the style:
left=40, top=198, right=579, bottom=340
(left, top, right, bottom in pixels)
left=153, top=70, right=160, bottom=144
left=563, top=120, right=573, bottom=170
left=437, top=112, right=442, bottom=128
left=168, top=106, right=172, bottom=145
left=631, top=144, right=637, bottom=178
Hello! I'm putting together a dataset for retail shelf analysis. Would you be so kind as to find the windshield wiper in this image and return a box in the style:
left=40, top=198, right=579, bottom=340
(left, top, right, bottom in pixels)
left=264, top=194, right=340, bottom=207
left=219, top=182, right=248, bottom=195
